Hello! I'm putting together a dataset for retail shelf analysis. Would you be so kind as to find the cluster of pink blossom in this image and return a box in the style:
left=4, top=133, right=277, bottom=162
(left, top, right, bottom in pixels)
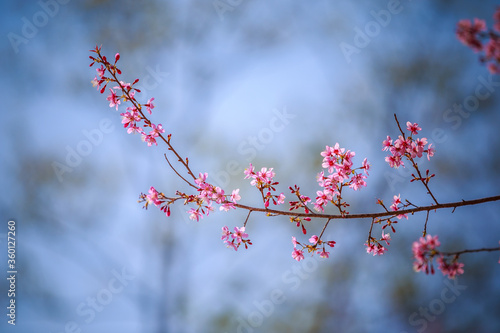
left=365, top=231, right=391, bottom=256
left=163, top=172, right=241, bottom=222
left=221, top=226, right=252, bottom=251
left=139, top=172, right=243, bottom=224
left=457, top=8, right=500, bottom=74
left=383, top=121, right=435, bottom=169
left=436, top=256, right=465, bottom=279
left=244, top=163, right=285, bottom=208
left=140, top=186, right=171, bottom=217
left=412, top=235, right=465, bottom=279
left=89, top=46, right=164, bottom=146
left=314, top=143, right=370, bottom=213
left=291, top=235, right=336, bottom=261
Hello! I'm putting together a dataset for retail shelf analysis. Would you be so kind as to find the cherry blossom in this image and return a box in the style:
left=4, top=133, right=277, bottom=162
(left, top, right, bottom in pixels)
left=106, top=89, right=121, bottom=110
left=436, top=256, right=465, bottom=279
left=188, top=208, right=203, bottom=222
left=365, top=242, right=387, bottom=256
left=145, top=97, right=155, bottom=114
left=292, top=248, right=305, bottom=261
left=406, top=121, right=421, bottom=135
left=221, top=226, right=231, bottom=241
left=456, top=18, right=486, bottom=52
left=230, top=189, right=241, bottom=203
left=222, top=226, right=252, bottom=251
left=381, top=232, right=391, bottom=246
left=317, top=250, right=330, bottom=258
left=145, top=186, right=161, bottom=206
left=309, top=235, right=319, bottom=245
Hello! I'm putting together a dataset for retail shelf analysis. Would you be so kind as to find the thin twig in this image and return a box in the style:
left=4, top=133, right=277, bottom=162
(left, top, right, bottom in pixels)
left=164, top=154, right=197, bottom=189
left=243, top=210, right=253, bottom=228
left=394, top=114, right=439, bottom=204
left=318, top=218, right=332, bottom=240
left=423, top=210, right=430, bottom=237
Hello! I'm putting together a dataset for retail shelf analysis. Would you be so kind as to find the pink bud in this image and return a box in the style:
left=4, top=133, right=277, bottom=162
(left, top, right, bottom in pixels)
left=115, top=53, right=120, bottom=62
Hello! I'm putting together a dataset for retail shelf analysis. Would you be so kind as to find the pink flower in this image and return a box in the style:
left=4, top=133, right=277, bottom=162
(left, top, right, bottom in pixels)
left=423, top=234, right=440, bottom=249
left=96, top=64, right=105, bottom=77
left=456, top=18, right=487, bottom=52
left=362, top=158, right=370, bottom=175
left=411, top=234, right=443, bottom=275
left=276, top=193, right=286, bottom=205
left=365, top=242, right=387, bottom=256
left=393, top=135, right=410, bottom=154
left=381, top=232, right=391, bottom=245
left=221, top=226, right=231, bottom=241
left=320, top=145, right=335, bottom=158
left=230, top=189, right=241, bottom=203
left=292, top=249, right=305, bottom=261
left=225, top=240, right=238, bottom=251
left=91, top=76, right=102, bottom=89
left=212, top=187, right=225, bottom=204
left=292, top=236, right=298, bottom=248
left=149, top=123, right=165, bottom=137
left=106, top=89, right=121, bottom=110
left=391, top=194, right=401, bottom=210
left=220, top=202, right=236, bottom=211
left=244, top=163, right=255, bottom=179
left=309, top=235, right=319, bottom=244
left=142, top=134, right=158, bottom=146
left=331, top=143, right=345, bottom=156
left=406, top=121, right=421, bottom=135
left=127, top=123, right=143, bottom=134
left=414, top=138, right=427, bottom=158
left=343, top=150, right=355, bottom=165
left=375, top=245, right=387, bottom=255
left=120, top=108, right=141, bottom=130
left=365, top=242, right=376, bottom=255
left=146, top=186, right=161, bottom=206
left=426, top=144, right=435, bottom=161
left=315, top=190, right=333, bottom=211
left=144, top=98, right=155, bottom=115
left=188, top=208, right=203, bottom=221
left=385, top=155, right=404, bottom=168
left=113, top=80, right=131, bottom=91
left=251, top=167, right=275, bottom=188
left=317, top=250, right=330, bottom=258
left=232, top=226, right=248, bottom=243
left=437, top=256, right=465, bottom=279
left=382, top=136, right=392, bottom=151
left=349, top=173, right=367, bottom=191
left=195, top=172, right=208, bottom=186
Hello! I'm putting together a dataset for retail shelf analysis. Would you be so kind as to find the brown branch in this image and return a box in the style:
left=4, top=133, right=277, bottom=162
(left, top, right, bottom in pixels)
left=423, top=210, right=430, bottom=237
left=164, top=154, right=197, bottom=189
left=441, top=247, right=500, bottom=257
left=98, top=51, right=198, bottom=186
left=234, top=195, right=500, bottom=220
left=318, top=218, right=332, bottom=240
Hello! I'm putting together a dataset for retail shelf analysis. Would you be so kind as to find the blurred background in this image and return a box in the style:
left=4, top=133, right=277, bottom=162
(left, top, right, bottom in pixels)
left=1, top=0, right=500, bottom=332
